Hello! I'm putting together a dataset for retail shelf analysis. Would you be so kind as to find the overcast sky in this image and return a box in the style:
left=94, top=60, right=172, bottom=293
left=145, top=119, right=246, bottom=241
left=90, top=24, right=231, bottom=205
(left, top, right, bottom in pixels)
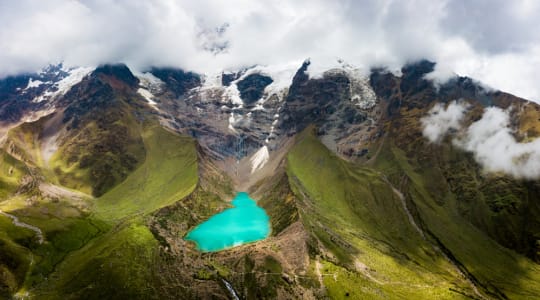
left=1, top=0, right=540, bottom=102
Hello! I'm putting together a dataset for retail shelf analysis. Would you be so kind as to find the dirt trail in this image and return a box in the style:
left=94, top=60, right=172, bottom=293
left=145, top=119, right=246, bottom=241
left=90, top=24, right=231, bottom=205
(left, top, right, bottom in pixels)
left=0, top=209, right=44, bottom=244
left=39, top=182, right=89, bottom=201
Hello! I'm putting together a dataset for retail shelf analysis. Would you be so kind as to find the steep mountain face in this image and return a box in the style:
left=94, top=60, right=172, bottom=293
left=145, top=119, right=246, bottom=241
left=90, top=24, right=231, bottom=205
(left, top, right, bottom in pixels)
left=53, top=64, right=146, bottom=196
left=0, top=59, right=539, bottom=299
left=0, top=64, right=94, bottom=126
left=370, top=62, right=540, bottom=262
left=236, top=73, right=274, bottom=104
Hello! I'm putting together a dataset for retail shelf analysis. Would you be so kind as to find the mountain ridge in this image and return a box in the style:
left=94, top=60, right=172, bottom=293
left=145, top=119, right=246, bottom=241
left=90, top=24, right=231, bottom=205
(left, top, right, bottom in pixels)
left=0, top=59, right=539, bottom=299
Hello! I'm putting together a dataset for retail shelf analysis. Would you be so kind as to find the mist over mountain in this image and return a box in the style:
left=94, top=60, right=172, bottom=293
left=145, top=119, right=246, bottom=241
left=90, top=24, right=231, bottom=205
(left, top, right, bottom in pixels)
left=1, top=1, right=540, bottom=300
left=2, top=0, right=540, bottom=102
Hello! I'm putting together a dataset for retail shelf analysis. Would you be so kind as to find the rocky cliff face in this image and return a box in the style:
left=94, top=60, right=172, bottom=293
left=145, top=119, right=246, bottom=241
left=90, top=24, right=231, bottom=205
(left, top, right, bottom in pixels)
left=0, top=64, right=99, bottom=127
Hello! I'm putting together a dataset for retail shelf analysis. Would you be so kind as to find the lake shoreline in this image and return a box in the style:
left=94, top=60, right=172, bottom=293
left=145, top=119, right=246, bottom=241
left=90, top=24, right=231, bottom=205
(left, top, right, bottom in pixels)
left=185, top=192, right=271, bottom=252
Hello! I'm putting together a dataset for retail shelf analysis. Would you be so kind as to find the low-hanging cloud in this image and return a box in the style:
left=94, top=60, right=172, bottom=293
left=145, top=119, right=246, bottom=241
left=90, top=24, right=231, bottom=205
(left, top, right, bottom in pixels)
left=456, top=107, right=540, bottom=179
left=422, top=103, right=540, bottom=179
left=1, top=0, right=540, bottom=102
left=421, top=101, right=469, bottom=143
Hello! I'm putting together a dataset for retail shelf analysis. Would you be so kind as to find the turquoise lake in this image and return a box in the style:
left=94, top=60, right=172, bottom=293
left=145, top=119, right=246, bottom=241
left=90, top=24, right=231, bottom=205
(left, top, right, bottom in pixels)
left=185, top=192, right=270, bottom=252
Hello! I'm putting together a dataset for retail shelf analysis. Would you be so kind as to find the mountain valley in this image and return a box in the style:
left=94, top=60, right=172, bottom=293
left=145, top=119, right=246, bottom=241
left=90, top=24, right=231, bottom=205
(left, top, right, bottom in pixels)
left=0, top=59, right=539, bottom=299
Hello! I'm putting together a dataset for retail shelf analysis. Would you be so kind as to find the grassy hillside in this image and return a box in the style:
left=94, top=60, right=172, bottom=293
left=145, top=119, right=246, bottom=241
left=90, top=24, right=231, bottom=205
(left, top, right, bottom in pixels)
left=0, top=113, right=200, bottom=299
left=286, top=128, right=476, bottom=299
left=0, top=214, right=33, bottom=298
left=3, top=115, right=539, bottom=299
left=33, top=219, right=159, bottom=300
left=26, top=122, right=199, bottom=298
left=0, top=67, right=210, bottom=299
left=374, top=138, right=540, bottom=299
left=95, top=123, right=198, bottom=221
left=0, top=150, right=28, bottom=199
left=50, top=100, right=146, bottom=197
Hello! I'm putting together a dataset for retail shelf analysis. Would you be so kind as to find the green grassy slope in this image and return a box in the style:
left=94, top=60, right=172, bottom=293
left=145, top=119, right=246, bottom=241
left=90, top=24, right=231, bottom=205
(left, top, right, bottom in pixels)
left=0, top=150, right=28, bottom=199
left=0, top=215, right=34, bottom=298
left=286, top=128, right=475, bottom=299
left=0, top=113, right=199, bottom=299
left=25, top=122, right=199, bottom=299
left=34, top=219, right=159, bottom=300
left=95, top=123, right=198, bottom=221
left=254, top=171, right=299, bottom=235
left=0, top=67, right=201, bottom=299
left=49, top=102, right=146, bottom=197
left=374, top=140, right=540, bottom=299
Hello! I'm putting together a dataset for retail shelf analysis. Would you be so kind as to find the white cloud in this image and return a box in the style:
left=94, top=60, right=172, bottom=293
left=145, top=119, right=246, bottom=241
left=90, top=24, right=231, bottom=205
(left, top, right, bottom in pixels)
left=1, top=0, right=540, bottom=102
left=421, top=101, right=469, bottom=143
left=455, top=107, right=540, bottom=179
left=422, top=103, right=540, bottom=179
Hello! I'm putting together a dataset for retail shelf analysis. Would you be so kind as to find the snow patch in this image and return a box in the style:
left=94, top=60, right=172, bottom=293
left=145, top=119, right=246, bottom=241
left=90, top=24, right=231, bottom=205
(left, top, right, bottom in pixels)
left=137, top=88, right=158, bottom=106
left=305, top=58, right=378, bottom=109
left=135, top=71, right=164, bottom=92
left=265, top=113, right=281, bottom=144
left=251, top=103, right=265, bottom=111
left=222, top=83, right=243, bottom=105
left=219, top=62, right=300, bottom=104
left=134, top=71, right=164, bottom=110
left=32, top=66, right=93, bottom=103
left=305, top=57, right=369, bottom=79
left=257, top=62, right=300, bottom=101
left=25, top=78, right=44, bottom=90
left=54, top=67, right=93, bottom=95
left=347, top=68, right=377, bottom=110
left=201, top=72, right=223, bottom=89
left=228, top=112, right=238, bottom=132
left=265, top=126, right=275, bottom=144
left=250, top=146, right=269, bottom=173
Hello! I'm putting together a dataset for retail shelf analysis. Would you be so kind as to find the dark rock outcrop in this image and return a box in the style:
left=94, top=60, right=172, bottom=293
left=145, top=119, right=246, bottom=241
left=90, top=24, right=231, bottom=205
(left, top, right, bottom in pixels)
left=149, top=67, right=201, bottom=97
left=93, top=64, right=139, bottom=88
left=221, top=72, right=241, bottom=86
left=236, top=73, right=273, bottom=104
left=281, top=61, right=351, bottom=133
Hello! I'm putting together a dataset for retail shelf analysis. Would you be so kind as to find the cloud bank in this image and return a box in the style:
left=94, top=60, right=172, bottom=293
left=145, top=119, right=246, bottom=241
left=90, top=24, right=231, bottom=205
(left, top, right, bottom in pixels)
left=457, top=107, right=540, bottom=179
left=1, top=0, right=540, bottom=102
left=421, top=101, right=469, bottom=143
left=422, top=102, right=540, bottom=179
